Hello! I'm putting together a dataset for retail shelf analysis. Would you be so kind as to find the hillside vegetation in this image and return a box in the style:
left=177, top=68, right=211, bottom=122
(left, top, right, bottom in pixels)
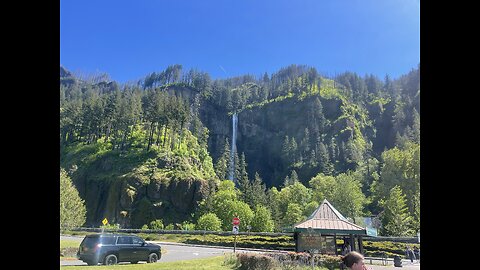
left=60, top=64, right=420, bottom=237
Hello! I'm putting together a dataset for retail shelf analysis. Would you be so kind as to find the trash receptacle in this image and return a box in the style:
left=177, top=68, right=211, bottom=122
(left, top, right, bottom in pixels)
left=394, top=255, right=402, bottom=267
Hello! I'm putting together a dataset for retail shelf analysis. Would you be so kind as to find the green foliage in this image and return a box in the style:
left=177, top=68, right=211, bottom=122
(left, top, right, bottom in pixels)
left=100, top=223, right=120, bottom=230
left=247, top=172, right=268, bottom=208
left=181, top=221, right=196, bottom=230
left=283, top=203, right=304, bottom=227
left=303, top=201, right=319, bottom=217
left=131, top=197, right=155, bottom=228
left=236, top=253, right=277, bottom=270
left=251, top=205, right=275, bottom=232
left=309, top=173, right=336, bottom=203
left=60, top=65, right=420, bottom=237
left=363, top=240, right=420, bottom=258
left=380, top=186, right=413, bottom=236
left=197, top=212, right=222, bottom=231
left=60, top=168, right=86, bottom=229
left=372, top=142, right=420, bottom=218
left=148, top=219, right=164, bottom=230
left=330, top=172, right=367, bottom=221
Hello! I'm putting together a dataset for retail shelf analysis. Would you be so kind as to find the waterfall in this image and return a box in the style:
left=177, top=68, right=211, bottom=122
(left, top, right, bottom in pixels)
left=228, top=112, right=238, bottom=182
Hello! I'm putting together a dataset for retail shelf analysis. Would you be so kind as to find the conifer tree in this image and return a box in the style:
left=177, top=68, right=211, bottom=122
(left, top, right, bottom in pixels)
left=214, top=138, right=230, bottom=180
left=380, top=186, right=413, bottom=236
left=237, top=153, right=250, bottom=200
left=60, top=168, right=86, bottom=229
left=248, top=172, right=267, bottom=208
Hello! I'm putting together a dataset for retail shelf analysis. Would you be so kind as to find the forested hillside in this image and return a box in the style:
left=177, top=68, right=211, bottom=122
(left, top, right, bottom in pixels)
left=60, top=64, right=420, bottom=236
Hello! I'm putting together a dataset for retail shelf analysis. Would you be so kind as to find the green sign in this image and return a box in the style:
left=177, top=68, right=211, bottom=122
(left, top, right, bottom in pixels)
left=366, top=227, right=377, bottom=236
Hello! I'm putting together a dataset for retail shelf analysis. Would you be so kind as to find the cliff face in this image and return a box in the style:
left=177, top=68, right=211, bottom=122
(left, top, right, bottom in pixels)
left=234, top=96, right=344, bottom=187
left=75, top=172, right=210, bottom=228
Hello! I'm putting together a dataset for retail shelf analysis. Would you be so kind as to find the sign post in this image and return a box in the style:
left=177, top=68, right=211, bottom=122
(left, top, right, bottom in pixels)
left=102, top=218, right=108, bottom=234
left=232, top=217, right=240, bottom=253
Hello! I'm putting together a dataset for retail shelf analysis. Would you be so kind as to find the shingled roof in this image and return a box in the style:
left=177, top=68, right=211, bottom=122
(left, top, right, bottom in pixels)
left=294, top=199, right=366, bottom=234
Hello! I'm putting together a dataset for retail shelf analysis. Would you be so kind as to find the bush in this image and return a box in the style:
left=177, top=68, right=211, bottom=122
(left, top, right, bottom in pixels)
left=363, top=241, right=420, bottom=258
left=100, top=223, right=120, bottom=231
left=223, top=253, right=240, bottom=268
left=148, top=219, right=164, bottom=230
left=197, top=213, right=222, bottom=231
left=318, top=254, right=342, bottom=270
left=181, top=221, right=196, bottom=230
left=236, top=253, right=277, bottom=270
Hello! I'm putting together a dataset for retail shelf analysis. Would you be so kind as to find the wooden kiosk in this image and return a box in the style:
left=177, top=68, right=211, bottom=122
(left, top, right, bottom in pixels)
left=294, top=199, right=367, bottom=255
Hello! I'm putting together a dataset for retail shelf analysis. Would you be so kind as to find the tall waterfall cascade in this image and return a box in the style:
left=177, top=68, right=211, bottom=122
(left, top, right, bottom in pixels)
left=228, top=112, right=238, bottom=182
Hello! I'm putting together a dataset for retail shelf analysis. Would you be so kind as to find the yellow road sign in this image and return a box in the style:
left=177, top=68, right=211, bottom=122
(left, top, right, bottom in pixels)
left=102, top=218, right=108, bottom=225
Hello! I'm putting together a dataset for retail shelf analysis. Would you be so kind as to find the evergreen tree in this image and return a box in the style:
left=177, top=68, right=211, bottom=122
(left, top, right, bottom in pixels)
left=283, top=203, right=304, bottom=227
left=60, top=168, right=86, bottom=229
left=410, top=108, right=420, bottom=143
left=248, top=172, right=267, bottom=208
left=290, top=170, right=299, bottom=184
left=380, top=186, right=413, bottom=236
left=290, top=137, right=298, bottom=163
left=300, top=128, right=311, bottom=160
left=284, top=170, right=299, bottom=187
left=281, top=135, right=291, bottom=165
left=237, top=152, right=250, bottom=200
left=317, top=142, right=333, bottom=175
left=214, top=138, right=230, bottom=180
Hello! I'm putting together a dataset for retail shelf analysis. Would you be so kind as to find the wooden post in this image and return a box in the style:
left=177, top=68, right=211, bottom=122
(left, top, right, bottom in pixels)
left=350, top=234, right=355, bottom=251
left=334, top=233, right=338, bottom=255
left=359, top=236, right=364, bottom=255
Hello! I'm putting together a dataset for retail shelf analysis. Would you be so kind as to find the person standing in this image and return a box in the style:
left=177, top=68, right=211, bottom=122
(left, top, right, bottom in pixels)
left=413, top=246, right=420, bottom=262
left=405, top=245, right=416, bottom=263
left=343, top=242, right=352, bottom=255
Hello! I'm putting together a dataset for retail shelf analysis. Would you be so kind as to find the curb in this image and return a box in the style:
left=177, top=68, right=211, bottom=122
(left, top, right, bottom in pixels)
left=148, top=241, right=291, bottom=254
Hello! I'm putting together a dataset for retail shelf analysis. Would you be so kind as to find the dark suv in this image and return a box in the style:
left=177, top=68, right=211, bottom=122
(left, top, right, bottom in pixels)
left=77, top=233, right=161, bottom=265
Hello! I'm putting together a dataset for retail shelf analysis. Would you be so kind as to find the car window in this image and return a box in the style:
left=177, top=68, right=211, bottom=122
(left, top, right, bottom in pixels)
left=101, top=236, right=116, bottom=245
left=117, top=236, right=133, bottom=245
left=82, top=236, right=100, bottom=248
left=132, top=237, right=144, bottom=245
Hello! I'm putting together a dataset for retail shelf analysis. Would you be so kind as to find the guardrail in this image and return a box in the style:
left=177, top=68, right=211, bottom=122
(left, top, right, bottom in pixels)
left=364, top=256, right=393, bottom=266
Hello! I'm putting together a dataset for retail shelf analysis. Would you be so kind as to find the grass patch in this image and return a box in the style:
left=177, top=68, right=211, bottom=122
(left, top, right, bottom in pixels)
left=60, top=255, right=234, bottom=270
left=60, top=239, right=81, bottom=259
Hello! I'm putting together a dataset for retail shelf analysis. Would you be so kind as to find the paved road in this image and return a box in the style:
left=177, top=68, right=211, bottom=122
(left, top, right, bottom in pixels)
left=60, top=235, right=420, bottom=269
left=60, top=235, right=244, bottom=266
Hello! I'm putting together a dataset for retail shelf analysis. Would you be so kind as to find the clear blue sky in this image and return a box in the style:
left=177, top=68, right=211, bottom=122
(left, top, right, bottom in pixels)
left=60, top=0, right=420, bottom=84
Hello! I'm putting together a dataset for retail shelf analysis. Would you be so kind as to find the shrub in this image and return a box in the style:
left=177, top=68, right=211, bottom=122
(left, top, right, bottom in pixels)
left=236, top=253, right=277, bottom=270
left=100, top=223, right=120, bottom=231
left=318, top=254, right=342, bottom=270
left=148, top=219, right=164, bottom=230
left=197, top=213, right=222, bottom=231
left=181, top=221, right=196, bottom=230
left=223, top=253, right=240, bottom=268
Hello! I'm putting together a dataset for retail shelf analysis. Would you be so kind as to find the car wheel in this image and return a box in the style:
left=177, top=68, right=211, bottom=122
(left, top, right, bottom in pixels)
left=104, top=254, right=118, bottom=265
left=147, top=253, right=158, bottom=263
left=131, top=261, right=138, bottom=264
